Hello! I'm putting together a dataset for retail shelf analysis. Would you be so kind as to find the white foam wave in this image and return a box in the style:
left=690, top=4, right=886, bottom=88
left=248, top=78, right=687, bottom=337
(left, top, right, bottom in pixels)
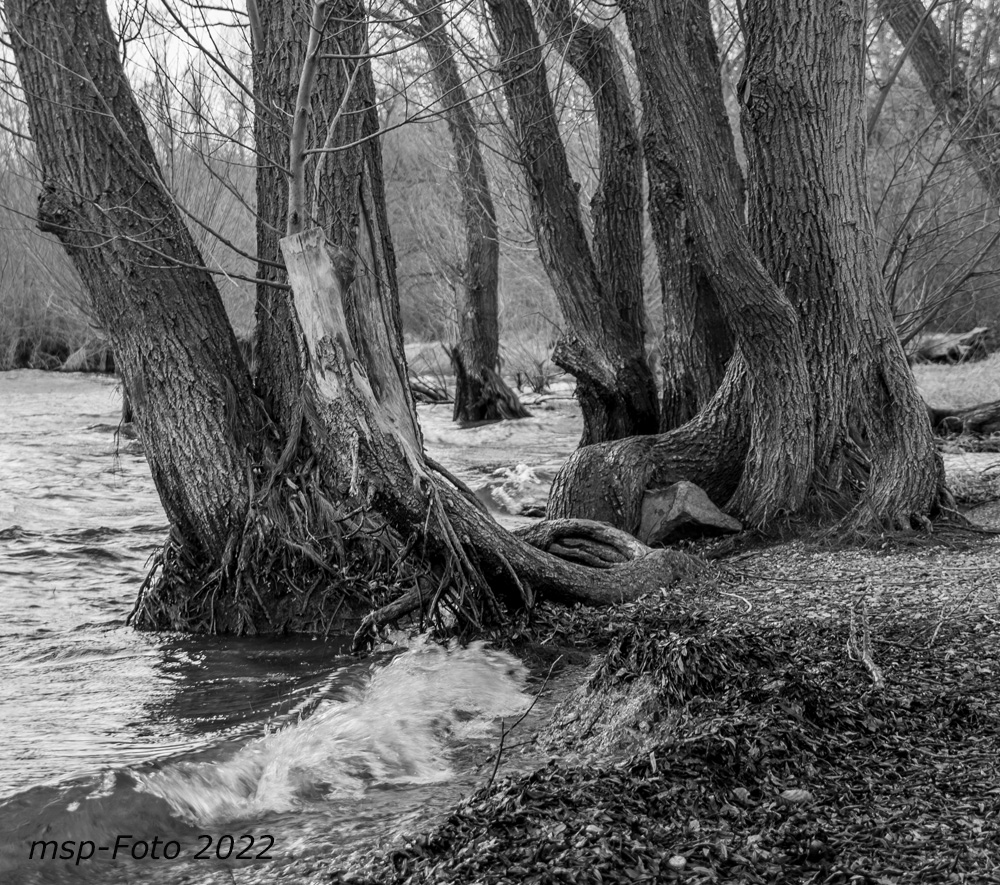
left=132, top=638, right=529, bottom=825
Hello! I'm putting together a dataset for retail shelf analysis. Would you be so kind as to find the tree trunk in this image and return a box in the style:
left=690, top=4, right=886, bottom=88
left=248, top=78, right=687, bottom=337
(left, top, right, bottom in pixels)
left=550, top=0, right=944, bottom=534
left=486, top=0, right=659, bottom=445
left=532, top=0, right=646, bottom=359
left=406, top=0, right=529, bottom=425
left=554, top=0, right=814, bottom=529
left=635, top=0, right=737, bottom=430
left=7, top=0, right=259, bottom=559
left=876, top=0, right=1000, bottom=203
left=10, top=0, right=706, bottom=638
left=252, top=0, right=417, bottom=443
left=534, top=0, right=727, bottom=430
left=741, top=0, right=945, bottom=527
left=280, top=229, right=703, bottom=640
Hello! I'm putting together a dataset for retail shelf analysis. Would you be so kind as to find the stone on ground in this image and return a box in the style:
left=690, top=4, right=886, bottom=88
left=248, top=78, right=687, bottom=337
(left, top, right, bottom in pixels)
left=639, top=481, right=742, bottom=545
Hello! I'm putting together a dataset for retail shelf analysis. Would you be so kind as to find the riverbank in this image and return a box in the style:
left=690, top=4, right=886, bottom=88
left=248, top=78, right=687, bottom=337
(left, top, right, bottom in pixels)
left=314, top=524, right=1000, bottom=885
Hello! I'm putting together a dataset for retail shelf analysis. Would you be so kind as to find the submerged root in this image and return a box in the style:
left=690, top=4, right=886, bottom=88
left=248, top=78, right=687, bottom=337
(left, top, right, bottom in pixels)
left=128, top=459, right=438, bottom=636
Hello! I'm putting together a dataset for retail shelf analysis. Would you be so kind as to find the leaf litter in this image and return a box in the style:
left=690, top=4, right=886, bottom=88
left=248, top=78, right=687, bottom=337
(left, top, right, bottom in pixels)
left=324, top=533, right=1000, bottom=885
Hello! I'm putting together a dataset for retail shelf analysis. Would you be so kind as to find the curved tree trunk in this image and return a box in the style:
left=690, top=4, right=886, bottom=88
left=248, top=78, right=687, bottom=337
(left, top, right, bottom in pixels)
left=636, top=1, right=737, bottom=430
left=552, top=0, right=814, bottom=528
left=280, top=229, right=703, bottom=640
left=741, top=0, right=944, bottom=527
left=876, top=0, right=1000, bottom=204
left=7, top=0, right=260, bottom=560
left=486, top=0, right=659, bottom=446
left=550, top=0, right=944, bottom=534
left=405, top=0, right=529, bottom=425
left=10, top=0, right=704, bottom=638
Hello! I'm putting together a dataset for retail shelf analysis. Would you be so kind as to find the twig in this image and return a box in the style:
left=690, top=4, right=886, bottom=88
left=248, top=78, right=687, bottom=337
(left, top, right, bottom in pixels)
left=485, top=655, right=561, bottom=792
left=847, top=599, right=885, bottom=690
left=720, top=591, right=752, bottom=613
left=288, top=1, right=329, bottom=235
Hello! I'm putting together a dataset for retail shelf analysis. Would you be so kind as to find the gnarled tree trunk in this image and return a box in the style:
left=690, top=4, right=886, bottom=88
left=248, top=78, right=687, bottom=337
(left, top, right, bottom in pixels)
left=9, top=0, right=702, bottom=639
left=741, top=0, right=944, bottom=526
left=549, top=0, right=945, bottom=534
left=549, top=0, right=814, bottom=530
left=7, top=0, right=260, bottom=560
left=487, top=0, right=659, bottom=445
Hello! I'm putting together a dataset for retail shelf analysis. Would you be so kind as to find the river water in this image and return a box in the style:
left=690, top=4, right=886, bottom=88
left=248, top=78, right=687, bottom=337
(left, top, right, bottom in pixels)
left=0, top=371, right=582, bottom=884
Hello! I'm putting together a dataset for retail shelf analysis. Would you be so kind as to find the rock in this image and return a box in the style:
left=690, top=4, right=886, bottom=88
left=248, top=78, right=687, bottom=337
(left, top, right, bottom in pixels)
left=639, top=481, right=742, bottom=545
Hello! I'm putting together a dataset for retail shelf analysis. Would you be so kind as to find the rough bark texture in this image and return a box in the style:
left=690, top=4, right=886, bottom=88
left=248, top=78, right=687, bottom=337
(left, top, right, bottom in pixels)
left=877, top=0, right=1000, bottom=203
left=7, top=0, right=259, bottom=558
left=487, top=0, right=659, bottom=445
left=741, top=0, right=944, bottom=526
left=550, top=0, right=945, bottom=535
left=408, top=0, right=529, bottom=424
left=9, top=0, right=706, bottom=638
left=558, top=0, right=814, bottom=528
left=638, top=0, right=737, bottom=430
left=252, top=0, right=417, bottom=445
left=623, top=0, right=816, bottom=529
left=282, top=230, right=703, bottom=637
left=533, top=0, right=645, bottom=351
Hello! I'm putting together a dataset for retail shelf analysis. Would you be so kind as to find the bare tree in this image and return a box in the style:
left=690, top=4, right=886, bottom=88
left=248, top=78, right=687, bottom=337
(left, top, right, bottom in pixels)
left=6, top=0, right=696, bottom=637
left=875, top=0, right=1000, bottom=204
left=549, top=0, right=944, bottom=534
left=393, top=0, right=530, bottom=424
left=485, top=0, right=659, bottom=446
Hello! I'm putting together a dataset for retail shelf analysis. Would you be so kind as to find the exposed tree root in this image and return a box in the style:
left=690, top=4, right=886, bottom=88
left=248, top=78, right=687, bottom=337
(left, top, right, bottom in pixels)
left=512, top=518, right=652, bottom=567
left=127, top=468, right=421, bottom=636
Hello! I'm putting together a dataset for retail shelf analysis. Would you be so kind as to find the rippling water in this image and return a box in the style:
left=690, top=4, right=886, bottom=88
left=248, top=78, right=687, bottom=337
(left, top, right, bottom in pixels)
left=0, top=371, right=574, bottom=884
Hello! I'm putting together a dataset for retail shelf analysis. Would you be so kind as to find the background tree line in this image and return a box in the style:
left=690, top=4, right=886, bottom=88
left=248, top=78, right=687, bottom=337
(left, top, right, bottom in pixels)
left=4, top=0, right=1000, bottom=382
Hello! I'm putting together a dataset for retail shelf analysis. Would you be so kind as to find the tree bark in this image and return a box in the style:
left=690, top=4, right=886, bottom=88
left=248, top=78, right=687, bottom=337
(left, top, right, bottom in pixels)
left=550, top=0, right=945, bottom=534
left=556, top=0, right=814, bottom=529
left=252, top=0, right=417, bottom=445
left=280, top=229, right=704, bottom=639
left=635, top=0, right=737, bottom=429
left=876, top=0, right=1000, bottom=204
left=7, top=0, right=259, bottom=559
left=741, top=0, right=944, bottom=527
left=532, top=0, right=646, bottom=359
left=486, top=0, right=659, bottom=445
left=404, top=0, right=530, bottom=425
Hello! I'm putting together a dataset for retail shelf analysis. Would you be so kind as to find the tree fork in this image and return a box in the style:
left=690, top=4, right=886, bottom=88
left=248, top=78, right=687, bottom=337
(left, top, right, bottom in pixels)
left=281, top=230, right=703, bottom=638
left=487, top=0, right=658, bottom=445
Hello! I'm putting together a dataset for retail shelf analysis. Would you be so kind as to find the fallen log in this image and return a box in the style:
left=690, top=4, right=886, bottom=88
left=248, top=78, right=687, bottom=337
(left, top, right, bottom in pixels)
left=927, top=400, right=1000, bottom=436
left=909, top=327, right=990, bottom=364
